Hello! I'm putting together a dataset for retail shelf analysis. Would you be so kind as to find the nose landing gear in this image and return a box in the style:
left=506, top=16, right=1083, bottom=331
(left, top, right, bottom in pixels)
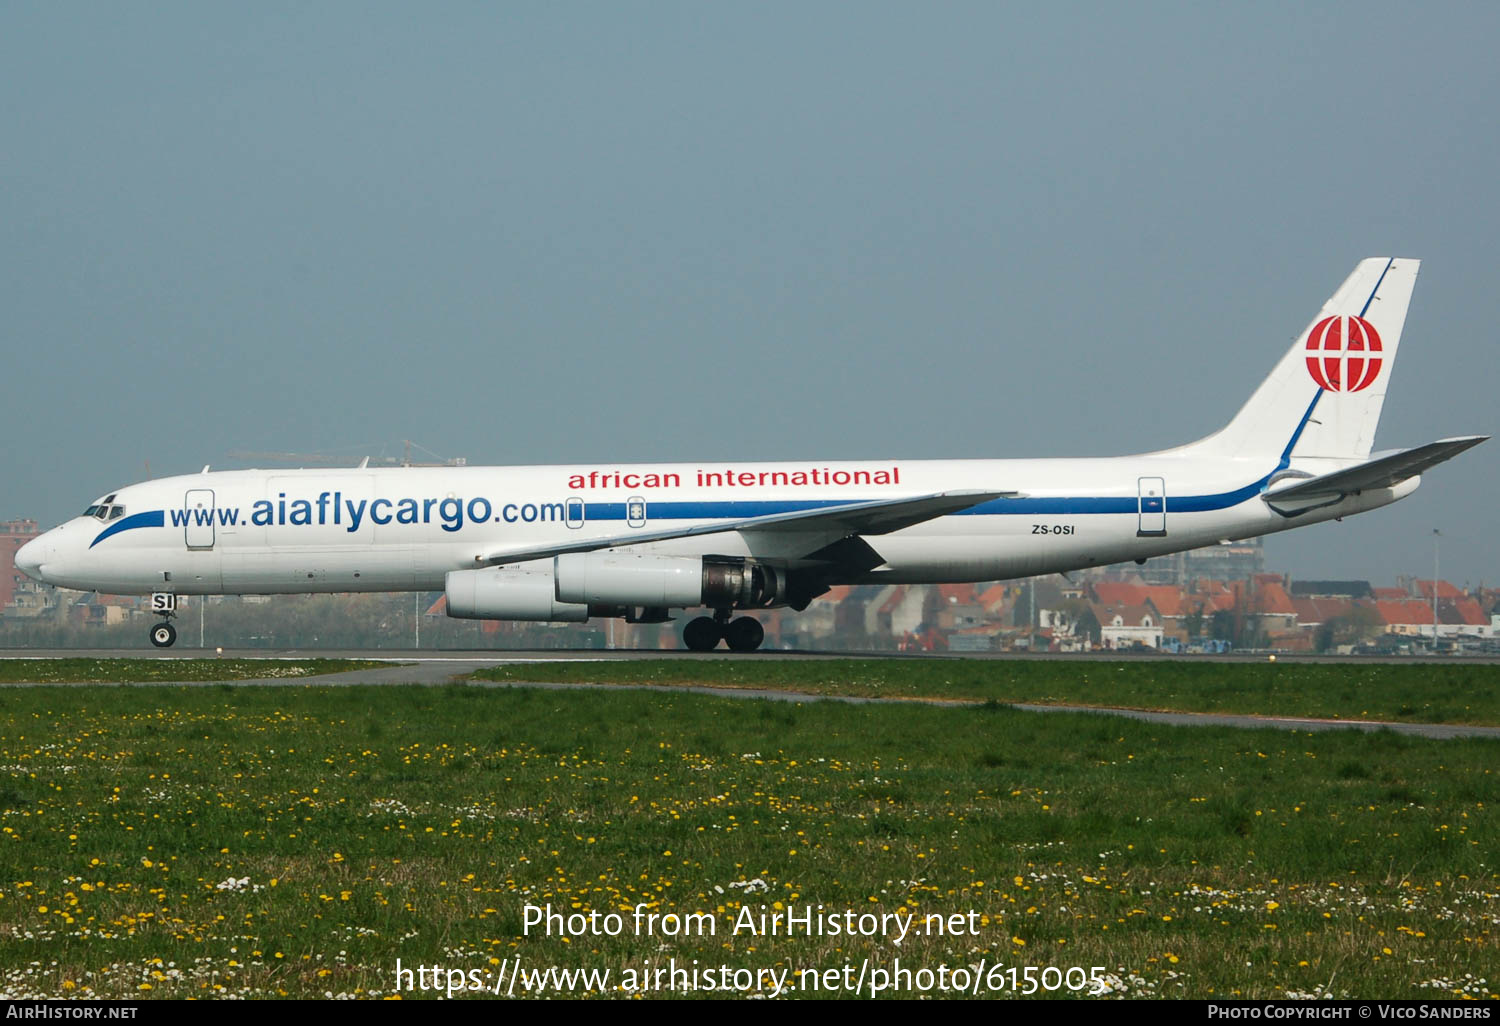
left=681, top=610, right=766, bottom=652
left=149, top=592, right=179, bottom=648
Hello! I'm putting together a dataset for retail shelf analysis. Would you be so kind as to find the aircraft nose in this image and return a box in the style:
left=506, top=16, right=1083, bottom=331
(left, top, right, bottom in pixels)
left=14, top=537, right=47, bottom=581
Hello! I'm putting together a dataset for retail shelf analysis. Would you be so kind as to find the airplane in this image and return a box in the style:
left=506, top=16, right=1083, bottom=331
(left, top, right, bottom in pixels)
left=14, top=257, right=1486, bottom=651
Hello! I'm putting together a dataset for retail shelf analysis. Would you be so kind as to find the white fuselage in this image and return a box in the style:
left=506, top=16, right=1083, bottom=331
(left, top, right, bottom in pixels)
left=19, top=450, right=1413, bottom=598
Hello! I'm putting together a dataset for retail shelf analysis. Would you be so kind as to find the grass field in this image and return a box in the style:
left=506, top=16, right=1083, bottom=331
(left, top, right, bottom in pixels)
left=0, top=669, right=1495, bottom=1000
left=0, top=658, right=387, bottom=684
left=472, top=658, right=1500, bottom=728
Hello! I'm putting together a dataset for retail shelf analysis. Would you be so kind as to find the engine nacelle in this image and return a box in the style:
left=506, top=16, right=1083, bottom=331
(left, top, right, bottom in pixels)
left=553, top=553, right=784, bottom=609
left=444, top=568, right=589, bottom=622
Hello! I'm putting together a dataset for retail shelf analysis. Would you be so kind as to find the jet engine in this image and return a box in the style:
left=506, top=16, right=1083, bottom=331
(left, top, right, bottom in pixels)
left=444, top=567, right=589, bottom=622
left=553, top=553, right=785, bottom=609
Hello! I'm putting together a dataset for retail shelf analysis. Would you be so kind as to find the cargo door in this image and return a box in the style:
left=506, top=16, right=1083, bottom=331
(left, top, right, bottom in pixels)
left=1137, top=477, right=1166, bottom=537
left=183, top=489, right=216, bottom=550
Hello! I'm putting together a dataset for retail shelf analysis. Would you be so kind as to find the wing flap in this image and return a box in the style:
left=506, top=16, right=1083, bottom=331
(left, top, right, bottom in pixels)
left=1264, top=435, right=1487, bottom=503
left=474, top=489, right=1013, bottom=567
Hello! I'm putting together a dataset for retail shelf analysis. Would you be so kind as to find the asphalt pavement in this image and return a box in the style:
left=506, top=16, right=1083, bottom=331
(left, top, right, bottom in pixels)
left=3, top=650, right=1497, bottom=740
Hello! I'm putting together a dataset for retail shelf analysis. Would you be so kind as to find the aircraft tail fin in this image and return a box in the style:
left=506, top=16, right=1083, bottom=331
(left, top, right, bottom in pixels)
left=1182, top=258, right=1419, bottom=463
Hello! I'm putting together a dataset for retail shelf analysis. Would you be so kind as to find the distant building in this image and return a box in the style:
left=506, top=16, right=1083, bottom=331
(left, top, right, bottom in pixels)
left=67, top=593, right=141, bottom=628
left=1094, top=538, right=1265, bottom=586
left=1414, top=579, right=1465, bottom=601
left=1079, top=599, right=1165, bottom=650
left=1290, top=580, right=1374, bottom=600
left=1, top=520, right=42, bottom=614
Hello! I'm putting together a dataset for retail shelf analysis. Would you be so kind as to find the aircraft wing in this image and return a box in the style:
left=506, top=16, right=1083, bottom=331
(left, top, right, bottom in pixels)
left=474, top=489, right=1013, bottom=567
left=1264, top=435, right=1488, bottom=504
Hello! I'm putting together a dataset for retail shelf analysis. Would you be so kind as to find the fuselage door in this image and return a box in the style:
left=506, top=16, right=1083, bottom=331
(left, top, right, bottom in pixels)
left=1137, top=477, right=1166, bottom=537
left=184, top=489, right=216, bottom=550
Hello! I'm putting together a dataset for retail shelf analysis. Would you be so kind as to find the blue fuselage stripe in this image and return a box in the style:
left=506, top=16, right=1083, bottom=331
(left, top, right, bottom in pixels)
left=582, top=474, right=1276, bottom=524
left=96, top=412, right=1324, bottom=545
left=1276, top=391, right=1324, bottom=472
left=89, top=510, right=166, bottom=548
left=583, top=500, right=845, bottom=521
left=585, top=397, right=1328, bottom=524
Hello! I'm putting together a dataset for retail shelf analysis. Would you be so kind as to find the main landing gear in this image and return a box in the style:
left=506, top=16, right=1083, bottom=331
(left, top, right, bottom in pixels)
left=682, top=609, right=765, bottom=652
left=149, top=592, right=179, bottom=648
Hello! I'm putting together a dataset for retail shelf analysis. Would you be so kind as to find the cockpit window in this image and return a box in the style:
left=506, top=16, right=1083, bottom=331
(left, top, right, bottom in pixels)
left=83, top=495, right=119, bottom=521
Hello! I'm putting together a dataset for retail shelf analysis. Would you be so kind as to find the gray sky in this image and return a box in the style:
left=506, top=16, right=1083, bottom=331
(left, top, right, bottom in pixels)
left=4, top=3, right=1496, bottom=585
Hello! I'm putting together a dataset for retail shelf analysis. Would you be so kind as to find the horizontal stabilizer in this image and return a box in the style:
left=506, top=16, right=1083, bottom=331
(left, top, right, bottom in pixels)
left=1263, top=436, right=1488, bottom=504
left=476, top=489, right=1014, bottom=567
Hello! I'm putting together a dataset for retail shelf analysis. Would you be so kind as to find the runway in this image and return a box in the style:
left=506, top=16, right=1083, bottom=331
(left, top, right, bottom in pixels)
left=3, top=650, right=1498, bottom=740
left=4, top=646, right=1499, bottom=664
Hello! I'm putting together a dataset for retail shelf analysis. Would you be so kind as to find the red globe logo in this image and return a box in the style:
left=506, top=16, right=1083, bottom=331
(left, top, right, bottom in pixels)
left=1305, top=315, right=1383, bottom=392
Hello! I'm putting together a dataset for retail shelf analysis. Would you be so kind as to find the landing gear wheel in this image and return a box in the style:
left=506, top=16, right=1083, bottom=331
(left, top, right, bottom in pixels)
left=683, top=616, right=722, bottom=652
left=150, top=623, right=177, bottom=648
left=724, top=616, right=765, bottom=652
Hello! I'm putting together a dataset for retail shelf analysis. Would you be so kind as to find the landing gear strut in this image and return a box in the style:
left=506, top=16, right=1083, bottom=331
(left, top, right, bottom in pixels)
left=149, top=592, right=178, bottom=648
left=681, top=610, right=766, bottom=652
